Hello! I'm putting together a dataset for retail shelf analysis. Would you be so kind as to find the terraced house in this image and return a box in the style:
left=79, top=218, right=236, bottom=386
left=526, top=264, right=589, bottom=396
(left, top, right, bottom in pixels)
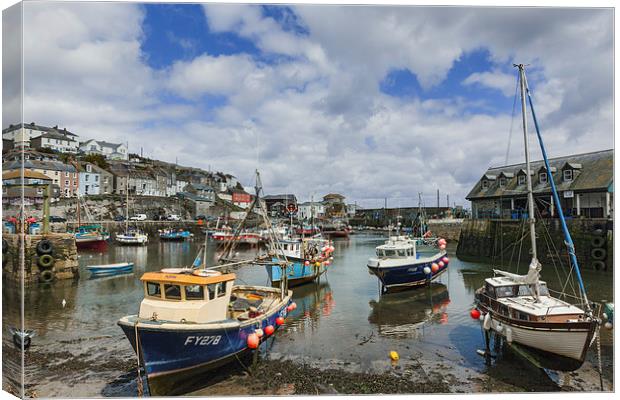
left=466, top=149, right=613, bottom=219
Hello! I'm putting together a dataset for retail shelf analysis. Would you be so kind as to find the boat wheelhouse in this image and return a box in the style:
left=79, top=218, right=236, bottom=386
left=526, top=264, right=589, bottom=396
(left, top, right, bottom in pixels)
left=118, top=268, right=292, bottom=396
left=367, top=236, right=447, bottom=292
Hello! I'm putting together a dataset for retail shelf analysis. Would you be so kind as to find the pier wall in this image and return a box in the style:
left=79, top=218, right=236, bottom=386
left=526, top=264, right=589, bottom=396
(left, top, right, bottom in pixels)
left=426, top=220, right=463, bottom=242
left=2, top=233, right=79, bottom=284
left=456, top=218, right=612, bottom=272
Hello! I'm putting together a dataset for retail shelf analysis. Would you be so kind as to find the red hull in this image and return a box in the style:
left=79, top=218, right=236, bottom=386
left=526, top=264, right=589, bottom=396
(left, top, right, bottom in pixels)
left=76, top=240, right=108, bottom=251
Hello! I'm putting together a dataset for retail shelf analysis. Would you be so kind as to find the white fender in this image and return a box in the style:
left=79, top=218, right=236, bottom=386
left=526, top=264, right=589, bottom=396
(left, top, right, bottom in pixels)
left=483, top=313, right=492, bottom=330
left=505, top=327, right=513, bottom=343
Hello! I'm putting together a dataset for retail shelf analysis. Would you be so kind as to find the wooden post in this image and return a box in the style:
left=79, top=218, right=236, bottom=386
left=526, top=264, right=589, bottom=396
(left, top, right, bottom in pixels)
left=605, top=192, right=611, bottom=218
left=550, top=195, right=554, bottom=217
left=576, top=193, right=581, bottom=216
left=43, top=183, right=51, bottom=234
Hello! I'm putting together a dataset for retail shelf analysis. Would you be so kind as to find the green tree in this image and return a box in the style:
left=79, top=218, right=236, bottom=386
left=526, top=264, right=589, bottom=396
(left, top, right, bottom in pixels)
left=80, top=153, right=108, bottom=169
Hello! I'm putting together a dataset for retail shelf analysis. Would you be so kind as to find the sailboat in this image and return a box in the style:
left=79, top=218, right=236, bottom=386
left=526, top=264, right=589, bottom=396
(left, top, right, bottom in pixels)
left=71, top=191, right=110, bottom=250
left=473, top=64, right=599, bottom=370
left=115, top=178, right=148, bottom=245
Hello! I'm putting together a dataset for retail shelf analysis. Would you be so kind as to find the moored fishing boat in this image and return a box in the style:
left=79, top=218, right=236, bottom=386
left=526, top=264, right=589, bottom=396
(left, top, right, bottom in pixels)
left=73, top=224, right=110, bottom=250
left=472, top=64, right=600, bottom=371
left=367, top=235, right=448, bottom=292
left=211, top=230, right=262, bottom=245
left=159, top=229, right=191, bottom=241
left=115, top=176, right=148, bottom=245
left=266, top=236, right=334, bottom=287
left=117, top=268, right=293, bottom=395
left=86, top=262, right=134, bottom=276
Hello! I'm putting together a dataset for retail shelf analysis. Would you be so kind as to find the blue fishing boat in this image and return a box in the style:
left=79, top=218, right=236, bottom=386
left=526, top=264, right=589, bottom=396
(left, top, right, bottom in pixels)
left=118, top=268, right=293, bottom=396
left=266, top=237, right=334, bottom=287
left=367, top=235, right=448, bottom=292
left=86, top=262, right=134, bottom=276
left=159, top=229, right=191, bottom=241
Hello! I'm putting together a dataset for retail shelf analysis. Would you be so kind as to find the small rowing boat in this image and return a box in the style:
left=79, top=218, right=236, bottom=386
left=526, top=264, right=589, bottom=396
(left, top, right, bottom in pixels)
left=86, top=262, right=134, bottom=276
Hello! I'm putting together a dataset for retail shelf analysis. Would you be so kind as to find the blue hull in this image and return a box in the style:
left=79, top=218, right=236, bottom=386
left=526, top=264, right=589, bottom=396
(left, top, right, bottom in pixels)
left=266, top=258, right=327, bottom=287
left=160, top=232, right=191, bottom=241
left=118, top=298, right=291, bottom=395
left=368, top=252, right=447, bottom=290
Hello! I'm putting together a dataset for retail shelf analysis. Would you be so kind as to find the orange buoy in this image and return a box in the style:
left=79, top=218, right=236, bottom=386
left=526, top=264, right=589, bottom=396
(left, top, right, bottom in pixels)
left=431, top=263, right=439, bottom=273
left=276, top=316, right=285, bottom=326
left=264, top=325, right=275, bottom=335
left=470, top=309, right=481, bottom=319
left=247, top=333, right=259, bottom=349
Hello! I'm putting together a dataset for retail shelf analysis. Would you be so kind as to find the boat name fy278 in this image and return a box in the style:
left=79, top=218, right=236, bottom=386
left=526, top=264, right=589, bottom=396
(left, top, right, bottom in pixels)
left=367, top=236, right=448, bottom=292
left=118, top=268, right=293, bottom=396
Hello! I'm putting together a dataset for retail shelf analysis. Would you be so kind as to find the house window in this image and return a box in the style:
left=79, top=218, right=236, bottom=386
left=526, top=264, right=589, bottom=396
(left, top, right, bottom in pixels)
left=95, top=175, right=99, bottom=182
left=86, top=165, right=92, bottom=173
left=55, top=171, right=59, bottom=176
left=65, top=172, right=69, bottom=177
left=563, top=169, right=573, bottom=182
left=65, top=180, right=69, bottom=186
left=539, top=173, right=548, bottom=184
left=85, top=175, right=89, bottom=181
left=499, top=177, right=506, bottom=187
left=481, top=180, right=489, bottom=189
left=518, top=175, right=526, bottom=185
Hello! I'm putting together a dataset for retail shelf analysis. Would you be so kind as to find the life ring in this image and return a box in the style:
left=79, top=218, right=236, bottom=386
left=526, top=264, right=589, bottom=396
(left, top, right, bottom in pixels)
left=39, top=270, right=55, bottom=283
left=36, top=239, right=54, bottom=255
left=2, top=239, right=8, bottom=254
left=37, top=254, right=55, bottom=269
left=591, top=248, right=607, bottom=261
left=592, top=261, right=606, bottom=271
left=591, top=237, right=606, bottom=248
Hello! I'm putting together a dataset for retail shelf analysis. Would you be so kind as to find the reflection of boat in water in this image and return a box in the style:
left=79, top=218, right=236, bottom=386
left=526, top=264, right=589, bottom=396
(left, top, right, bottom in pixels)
left=368, top=283, right=450, bottom=338
left=285, top=282, right=334, bottom=329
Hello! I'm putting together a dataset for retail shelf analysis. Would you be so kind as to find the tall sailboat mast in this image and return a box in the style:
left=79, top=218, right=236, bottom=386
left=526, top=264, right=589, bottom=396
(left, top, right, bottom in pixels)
left=125, top=173, right=129, bottom=232
left=517, top=64, right=538, bottom=262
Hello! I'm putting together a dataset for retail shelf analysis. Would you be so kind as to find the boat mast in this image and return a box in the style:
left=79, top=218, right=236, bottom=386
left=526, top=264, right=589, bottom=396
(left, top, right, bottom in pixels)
left=125, top=173, right=129, bottom=233
left=517, top=64, right=538, bottom=263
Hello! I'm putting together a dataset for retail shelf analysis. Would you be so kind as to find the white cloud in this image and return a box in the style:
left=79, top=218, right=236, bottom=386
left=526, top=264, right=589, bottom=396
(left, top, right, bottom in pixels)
left=462, top=70, right=516, bottom=97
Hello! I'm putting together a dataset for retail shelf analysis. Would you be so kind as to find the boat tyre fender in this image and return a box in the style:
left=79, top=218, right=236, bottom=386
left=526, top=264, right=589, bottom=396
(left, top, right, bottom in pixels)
left=592, top=260, right=606, bottom=271
left=2, top=239, right=8, bottom=254
left=39, top=270, right=55, bottom=283
left=592, top=225, right=605, bottom=236
left=591, top=248, right=607, bottom=261
left=591, top=237, right=606, bottom=248
left=38, top=254, right=55, bottom=269
left=36, top=239, right=54, bottom=255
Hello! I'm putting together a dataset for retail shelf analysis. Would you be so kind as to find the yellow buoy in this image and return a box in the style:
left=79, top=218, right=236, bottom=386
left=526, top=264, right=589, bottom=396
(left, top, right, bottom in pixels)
left=389, top=351, right=399, bottom=361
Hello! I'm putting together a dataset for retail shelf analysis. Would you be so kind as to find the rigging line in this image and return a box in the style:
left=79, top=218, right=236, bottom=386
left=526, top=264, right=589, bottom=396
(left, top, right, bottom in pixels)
left=505, top=71, right=521, bottom=165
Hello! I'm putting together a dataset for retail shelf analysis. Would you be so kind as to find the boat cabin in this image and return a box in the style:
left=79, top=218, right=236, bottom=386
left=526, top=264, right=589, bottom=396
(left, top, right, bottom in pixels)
left=139, top=270, right=235, bottom=324
left=375, top=236, right=417, bottom=259
left=481, top=276, right=586, bottom=323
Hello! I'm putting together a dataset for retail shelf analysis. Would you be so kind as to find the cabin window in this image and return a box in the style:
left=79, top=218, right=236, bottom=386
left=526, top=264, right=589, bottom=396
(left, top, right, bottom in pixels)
left=518, top=175, right=526, bottom=185
left=563, top=169, right=573, bottom=182
left=517, top=285, right=534, bottom=296
left=216, top=282, right=226, bottom=298
left=384, top=249, right=396, bottom=257
left=185, top=285, right=205, bottom=300
left=495, top=286, right=516, bottom=298
left=164, top=284, right=182, bottom=300
left=485, top=283, right=496, bottom=298
left=376, top=249, right=384, bottom=257
left=539, top=173, right=548, bottom=184
left=146, top=282, right=161, bottom=298
left=397, top=249, right=407, bottom=257
left=539, top=283, right=549, bottom=296
left=515, top=311, right=530, bottom=321
left=207, top=284, right=216, bottom=300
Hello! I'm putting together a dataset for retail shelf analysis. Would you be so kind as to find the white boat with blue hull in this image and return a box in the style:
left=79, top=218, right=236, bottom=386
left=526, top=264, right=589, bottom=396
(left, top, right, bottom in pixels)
left=266, top=237, right=333, bottom=287
left=367, top=236, right=448, bottom=292
left=118, top=268, right=292, bottom=396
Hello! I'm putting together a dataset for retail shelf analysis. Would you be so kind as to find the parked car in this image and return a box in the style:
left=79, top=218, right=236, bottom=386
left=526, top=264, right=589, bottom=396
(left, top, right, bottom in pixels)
left=114, top=215, right=125, bottom=222
left=130, top=214, right=148, bottom=221
left=195, top=215, right=206, bottom=221
left=167, top=214, right=181, bottom=221
left=49, top=216, right=67, bottom=223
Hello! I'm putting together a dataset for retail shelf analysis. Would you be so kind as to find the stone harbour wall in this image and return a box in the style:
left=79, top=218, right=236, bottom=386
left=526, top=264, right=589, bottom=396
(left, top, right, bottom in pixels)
left=2, top=233, right=79, bottom=284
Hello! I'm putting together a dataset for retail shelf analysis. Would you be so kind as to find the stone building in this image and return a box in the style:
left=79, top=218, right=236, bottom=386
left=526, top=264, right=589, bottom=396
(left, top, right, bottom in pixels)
left=466, top=149, right=613, bottom=219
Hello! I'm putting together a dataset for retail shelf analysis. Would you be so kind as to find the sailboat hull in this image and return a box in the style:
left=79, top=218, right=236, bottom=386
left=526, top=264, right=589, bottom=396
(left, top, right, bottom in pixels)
left=476, top=304, right=597, bottom=368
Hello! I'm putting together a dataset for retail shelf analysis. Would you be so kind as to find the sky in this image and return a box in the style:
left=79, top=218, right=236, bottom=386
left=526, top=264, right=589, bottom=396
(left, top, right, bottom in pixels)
left=2, top=1, right=614, bottom=208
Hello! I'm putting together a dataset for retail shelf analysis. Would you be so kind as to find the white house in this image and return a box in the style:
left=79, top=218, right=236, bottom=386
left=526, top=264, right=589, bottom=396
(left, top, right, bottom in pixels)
left=78, top=163, right=101, bottom=196
left=298, top=201, right=326, bottom=220
left=2, top=123, right=79, bottom=149
left=80, top=139, right=128, bottom=160
left=31, top=129, right=80, bottom=153
left=176, top=178, right=188, bottom=194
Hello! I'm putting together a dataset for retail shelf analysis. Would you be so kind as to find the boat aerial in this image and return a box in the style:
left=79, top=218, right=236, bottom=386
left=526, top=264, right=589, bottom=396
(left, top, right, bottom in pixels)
left=367, top=234, right=448, bottom=292
left=473, top=64, right=599, bottom=370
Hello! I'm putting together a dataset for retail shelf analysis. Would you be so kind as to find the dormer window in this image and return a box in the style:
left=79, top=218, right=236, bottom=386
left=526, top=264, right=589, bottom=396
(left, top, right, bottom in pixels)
left=518, top=175, right=526, bottom=185
left=563, top=169, right=573, bottom=182
left=481, top=180, right=489, bottom=189
left=499, top=177, right=506, bottom=187
left=539, top=173, right=548, bottom=184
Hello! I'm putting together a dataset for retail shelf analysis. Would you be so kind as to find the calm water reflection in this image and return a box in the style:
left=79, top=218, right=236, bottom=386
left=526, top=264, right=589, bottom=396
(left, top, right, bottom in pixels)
left=2, top=233, right=613, bottom=396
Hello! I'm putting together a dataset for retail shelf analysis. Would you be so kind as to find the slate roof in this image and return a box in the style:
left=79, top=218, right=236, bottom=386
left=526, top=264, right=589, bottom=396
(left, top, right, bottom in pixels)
left=3, top=160, right=77, bottom=172
left=2, top=123, right=78, bottom=137
left=263, top=194, right=297, bottom=201
left=466, top=149, right=613, bottom=200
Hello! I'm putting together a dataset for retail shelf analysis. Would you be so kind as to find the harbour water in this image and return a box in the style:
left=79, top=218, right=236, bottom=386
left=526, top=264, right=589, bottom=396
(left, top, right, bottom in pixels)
left=2, top=233, right=614, bottom=396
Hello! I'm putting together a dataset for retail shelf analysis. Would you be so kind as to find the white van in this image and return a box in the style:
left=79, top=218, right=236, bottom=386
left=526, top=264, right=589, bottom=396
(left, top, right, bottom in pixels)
left=130, top=214, right=148, bottom=221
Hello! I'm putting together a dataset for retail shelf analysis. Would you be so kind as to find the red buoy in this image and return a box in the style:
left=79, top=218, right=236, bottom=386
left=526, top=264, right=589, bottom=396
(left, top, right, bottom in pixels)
left=470, top=309, right=481, bottom=320
left=431, top=263, right=439, bottom=273
left=304, top=260, right=310, bottom=266
left=439, top=244, right=446, bottom=250
left=276, top=316, right=285, bottom=326
left=247, top=333, right=259, bottom=349
left=264, top=325, right=275, bottom=335
left=438, top=261, right=445, bottom=267
left=291, top=302, right=297, bottom=310
left=442, top=256, right=449, bottom=264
